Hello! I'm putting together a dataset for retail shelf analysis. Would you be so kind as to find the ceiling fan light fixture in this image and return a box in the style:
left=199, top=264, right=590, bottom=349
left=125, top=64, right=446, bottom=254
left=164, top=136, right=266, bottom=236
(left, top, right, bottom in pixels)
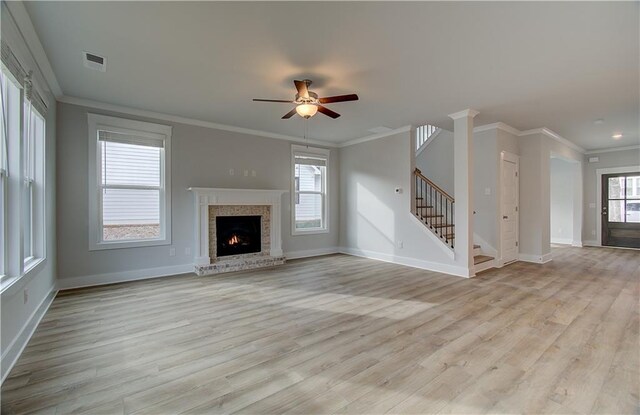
left=296, top=103, right=318, bottom=119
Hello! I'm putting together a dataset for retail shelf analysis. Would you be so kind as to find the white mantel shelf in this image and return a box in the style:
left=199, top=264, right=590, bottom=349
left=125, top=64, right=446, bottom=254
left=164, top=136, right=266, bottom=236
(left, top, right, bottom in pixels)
left=188, top=188, right=288, bottom=270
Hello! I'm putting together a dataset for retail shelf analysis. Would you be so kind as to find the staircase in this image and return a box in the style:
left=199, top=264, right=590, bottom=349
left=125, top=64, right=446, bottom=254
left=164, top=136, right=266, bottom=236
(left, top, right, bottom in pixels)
left=414, top=167, right=495, bottom=273
left=414, top=168, right=455, bottom=248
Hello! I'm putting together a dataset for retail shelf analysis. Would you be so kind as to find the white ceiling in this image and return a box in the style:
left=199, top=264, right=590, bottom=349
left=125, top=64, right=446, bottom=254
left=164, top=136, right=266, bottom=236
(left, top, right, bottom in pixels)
left=26, top=1, right=639, bottom=149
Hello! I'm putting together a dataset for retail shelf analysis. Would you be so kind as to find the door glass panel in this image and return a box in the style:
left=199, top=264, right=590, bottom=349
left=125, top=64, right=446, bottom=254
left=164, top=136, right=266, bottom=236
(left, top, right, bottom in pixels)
left=627, top=176, right=640, bottom=199
left=608, top=200, right=625, bottom=222
left=608, top=177, right=626, bottom=199
left=626, top=201, right=640, bottom=223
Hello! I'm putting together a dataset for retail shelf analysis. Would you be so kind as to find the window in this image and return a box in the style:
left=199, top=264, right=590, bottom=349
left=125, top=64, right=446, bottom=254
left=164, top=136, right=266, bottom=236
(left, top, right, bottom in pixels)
left=0, top=71, right=9, bottom=279
left=88, top=114, right=171, bottom=250
left=291, top=145, right=329, bottom=234
left=0, top=67, right=46, bottom=288
left=22, top=100, right=46, bottom=268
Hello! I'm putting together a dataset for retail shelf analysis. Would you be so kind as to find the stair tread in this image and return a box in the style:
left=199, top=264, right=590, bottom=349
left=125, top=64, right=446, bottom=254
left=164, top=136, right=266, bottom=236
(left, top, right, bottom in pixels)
left=474, top=244, right=481, bottom=249
left=422, top=214, right=444, bottom=218
left=443, top=233, right=455, bottom=239
left=474, top=255, right=494, bottom=265
left=416, top=205, right=433, bottom=209
left=433, top=224, right=454, bottom=228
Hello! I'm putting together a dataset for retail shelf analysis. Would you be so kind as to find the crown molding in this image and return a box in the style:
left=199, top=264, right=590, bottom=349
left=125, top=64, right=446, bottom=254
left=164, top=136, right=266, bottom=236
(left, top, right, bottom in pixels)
left=448, top=109, right=479, bottom=120
left=4, top=1, right=63, bottom=98
left=473, top=122, right=521, bottom=136
left=338, top=125, right=412, bottom=148
left=57, top=95, right=339, bottom=148
left=474, top=122, right=586, bottom=154
left=584, top=145, right=640, bottom=155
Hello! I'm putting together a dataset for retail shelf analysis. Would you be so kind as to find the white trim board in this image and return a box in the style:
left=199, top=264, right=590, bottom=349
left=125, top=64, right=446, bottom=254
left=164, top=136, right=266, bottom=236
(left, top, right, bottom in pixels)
left=57, top=264, right=194, bottom=291
left=585, top=145, right=640, bottom=155
left=338, top=246, right=471, bottom=278
left=595, top=165, right=640, bottom=247
left=473, top=123, right=586, bottom=154
left=285, top=247, right=340, bottom=260
left=518, top=252, right=553, bottom=264
left=1, top=287, right=57, bottom=384
left=338, top=125, right=412, bottom=148
left=3, top=2, right=62, bottom=97
left=58, top=96, right=339, bottom=148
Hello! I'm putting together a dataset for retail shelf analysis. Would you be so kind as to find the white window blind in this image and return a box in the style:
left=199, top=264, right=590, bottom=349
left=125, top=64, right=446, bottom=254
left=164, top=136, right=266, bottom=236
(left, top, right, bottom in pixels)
left=98, top=129, right=164, bottom=240
left=292, top=145, right=329, bottom=234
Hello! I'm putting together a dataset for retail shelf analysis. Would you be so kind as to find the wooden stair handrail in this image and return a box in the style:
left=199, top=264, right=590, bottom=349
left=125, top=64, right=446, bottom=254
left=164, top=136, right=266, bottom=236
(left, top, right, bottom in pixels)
left=414, top=168, right=454, bottom=202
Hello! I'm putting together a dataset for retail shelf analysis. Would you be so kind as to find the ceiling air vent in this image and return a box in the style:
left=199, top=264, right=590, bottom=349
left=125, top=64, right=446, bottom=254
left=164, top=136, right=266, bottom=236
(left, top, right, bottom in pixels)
left=83, top=51, right=106, bottom=72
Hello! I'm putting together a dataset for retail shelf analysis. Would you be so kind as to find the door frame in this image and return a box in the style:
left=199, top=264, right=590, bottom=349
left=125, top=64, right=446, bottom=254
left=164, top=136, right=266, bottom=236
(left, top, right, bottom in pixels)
left=499, top=151, right=520, bottom=266
left=595, top=165, right=640, bottom=247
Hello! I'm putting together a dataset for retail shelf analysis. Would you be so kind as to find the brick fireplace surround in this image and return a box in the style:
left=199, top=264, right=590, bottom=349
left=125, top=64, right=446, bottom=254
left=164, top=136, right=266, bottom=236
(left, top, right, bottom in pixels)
left=188, top=188, right=287, bottom=276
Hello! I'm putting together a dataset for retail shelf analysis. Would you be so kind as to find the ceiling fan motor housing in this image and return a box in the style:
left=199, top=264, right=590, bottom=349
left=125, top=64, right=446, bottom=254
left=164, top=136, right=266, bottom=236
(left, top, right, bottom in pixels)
left=295, top=91, right=318, bottom=104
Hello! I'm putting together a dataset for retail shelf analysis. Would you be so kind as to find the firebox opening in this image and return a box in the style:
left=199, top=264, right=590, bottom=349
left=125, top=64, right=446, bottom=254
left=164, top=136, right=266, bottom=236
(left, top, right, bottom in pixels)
left=216, top=215, right=261, bottom=257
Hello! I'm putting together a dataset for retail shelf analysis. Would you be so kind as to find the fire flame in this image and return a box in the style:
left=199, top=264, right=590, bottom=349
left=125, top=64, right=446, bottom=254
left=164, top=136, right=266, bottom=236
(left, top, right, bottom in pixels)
left=228, top=235, right=240, bottom=245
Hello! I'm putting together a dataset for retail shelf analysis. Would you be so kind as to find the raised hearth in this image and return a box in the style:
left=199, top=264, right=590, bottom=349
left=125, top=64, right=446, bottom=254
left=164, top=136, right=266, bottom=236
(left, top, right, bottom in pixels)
left=189, top=188, right=287, bottom=276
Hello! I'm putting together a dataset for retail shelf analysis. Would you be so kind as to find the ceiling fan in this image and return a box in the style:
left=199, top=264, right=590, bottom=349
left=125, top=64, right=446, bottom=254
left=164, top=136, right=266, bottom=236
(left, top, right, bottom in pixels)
left=253, top=79, right=359, bottom=119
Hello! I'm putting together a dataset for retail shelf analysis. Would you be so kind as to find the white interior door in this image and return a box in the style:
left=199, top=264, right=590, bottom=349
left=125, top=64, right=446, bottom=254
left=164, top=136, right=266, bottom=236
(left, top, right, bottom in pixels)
left=501, top=155, right=519, bottom=263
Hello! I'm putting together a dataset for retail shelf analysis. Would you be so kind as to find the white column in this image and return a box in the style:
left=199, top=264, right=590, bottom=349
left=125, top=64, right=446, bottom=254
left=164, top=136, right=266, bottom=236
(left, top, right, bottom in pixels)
left=449, top=109, right=478, bottom=277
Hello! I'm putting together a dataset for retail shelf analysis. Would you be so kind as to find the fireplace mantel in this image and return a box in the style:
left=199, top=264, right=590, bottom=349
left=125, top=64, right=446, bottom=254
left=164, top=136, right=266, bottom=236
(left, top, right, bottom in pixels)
left=188, top=188, right=287, bottom=267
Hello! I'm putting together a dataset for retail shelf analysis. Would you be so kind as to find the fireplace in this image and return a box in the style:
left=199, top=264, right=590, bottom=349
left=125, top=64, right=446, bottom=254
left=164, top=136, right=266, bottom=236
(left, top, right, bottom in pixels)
left=189, top=187, right=287, bottom=276
left=216, top=215, right=261, bottom=257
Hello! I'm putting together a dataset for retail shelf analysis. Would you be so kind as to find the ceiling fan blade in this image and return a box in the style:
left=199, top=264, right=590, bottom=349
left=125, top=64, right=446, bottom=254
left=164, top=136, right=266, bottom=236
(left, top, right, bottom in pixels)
left=317, top=105, right=341, bottom=119
left=294, top=80, right=309, bottom=98
left=253, top=99, right=294, bottom=103
left=282, top=108, right=297, bottom=119
left=318, top=94, right=359, bottom=104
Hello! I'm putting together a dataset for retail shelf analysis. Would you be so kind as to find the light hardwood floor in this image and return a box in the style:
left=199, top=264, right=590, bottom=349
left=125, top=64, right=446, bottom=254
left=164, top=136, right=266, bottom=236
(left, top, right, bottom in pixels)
left=2, top=246, right=638, bottom=414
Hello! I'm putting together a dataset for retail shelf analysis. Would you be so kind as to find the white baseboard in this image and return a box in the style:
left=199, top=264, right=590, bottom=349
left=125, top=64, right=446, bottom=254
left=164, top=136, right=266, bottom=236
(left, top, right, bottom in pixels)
left=1, top=287, right=57, bottom=384
left=551, top=237, right=573, bottom=245
left=518, top=252, right=553, bottom=264
left=338, top=246, right=471, bottom=278
left=571, top=241, right=583, bottom=247
left=583, top=240, right=600, bottom=247
left=57, top=263, right=195, bottom=291
left=285, top=247, right=340, bottom=260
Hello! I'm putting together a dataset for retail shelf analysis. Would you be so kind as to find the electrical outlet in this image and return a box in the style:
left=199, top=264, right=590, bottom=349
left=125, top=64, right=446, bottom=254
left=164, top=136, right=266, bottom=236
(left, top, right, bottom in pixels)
left=485, top=188, right=491, bottom=195
left=229, top=168, right=234, bottom=176
left=185, top=247, right=191, bottom=255
left=169, top=247, right=176, bottom=256
left=23, top=289, right=28, bottom=304
left=251, top=170, right=256, bottom=177
left=394, top=187, right=402, bottom=194
left=244, top=170, right=249, bottom=177
left=397, top=240, right=404, bottom=249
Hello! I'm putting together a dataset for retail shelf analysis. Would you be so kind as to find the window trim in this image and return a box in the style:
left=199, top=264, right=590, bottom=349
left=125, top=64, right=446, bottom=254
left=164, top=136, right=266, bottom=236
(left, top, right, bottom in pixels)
left=291, top=144, right=330, bottom=236
left=88, top=114, right=172, bottom=250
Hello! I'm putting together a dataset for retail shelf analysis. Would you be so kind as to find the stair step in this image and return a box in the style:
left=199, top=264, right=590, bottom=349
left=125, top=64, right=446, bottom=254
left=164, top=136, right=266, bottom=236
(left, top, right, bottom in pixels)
left=433, top=224, right=454, bottom=229
left=443, top=233, right=455, bottom=240
left=474, top=244, right=481, bottom=249
left=474, top=255, right=494, bottom=265
left=421, top=214, right=444, bottom=219
left=416, top=205, right=433, bottom=209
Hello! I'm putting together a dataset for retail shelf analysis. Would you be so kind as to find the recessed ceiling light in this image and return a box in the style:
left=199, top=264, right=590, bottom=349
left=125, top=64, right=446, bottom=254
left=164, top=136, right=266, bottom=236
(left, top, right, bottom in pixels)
left=612, top=133, right=623, bottom=139
left=594, top=118, right=604, bottom=125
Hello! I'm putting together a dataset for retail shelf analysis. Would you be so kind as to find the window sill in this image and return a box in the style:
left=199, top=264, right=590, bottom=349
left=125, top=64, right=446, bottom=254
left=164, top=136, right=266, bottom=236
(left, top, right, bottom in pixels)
left=0, top=257, right=45, bottom=294
left=89, top=237, right=171, bottom=251
left=292, top=228, right=330, bottom=236
left=23, top=256, right=44, bottom=275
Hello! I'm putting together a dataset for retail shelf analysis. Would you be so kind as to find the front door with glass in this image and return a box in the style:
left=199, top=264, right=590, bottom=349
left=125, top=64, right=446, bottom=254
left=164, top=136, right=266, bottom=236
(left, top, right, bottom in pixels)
left=602, top=173, right=640, bottom=248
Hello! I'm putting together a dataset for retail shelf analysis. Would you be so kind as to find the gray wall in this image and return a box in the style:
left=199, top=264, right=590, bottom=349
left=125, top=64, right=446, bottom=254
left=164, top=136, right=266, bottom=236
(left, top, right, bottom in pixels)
left=415, top=129, right=454, bottom=195
left=339, top=132, right=463, bottom=275
left=582, top=148, right=640, bottom=243
left=56, top=102, right=339, bottom=281
left=550, top=157, right=575, bottom=243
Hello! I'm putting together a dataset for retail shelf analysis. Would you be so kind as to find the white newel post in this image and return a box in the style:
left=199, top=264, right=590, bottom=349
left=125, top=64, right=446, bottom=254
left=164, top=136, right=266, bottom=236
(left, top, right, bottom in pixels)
left=449, top=109, right=478, bottom=277
left=188, top=188, right=287, bottom=271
